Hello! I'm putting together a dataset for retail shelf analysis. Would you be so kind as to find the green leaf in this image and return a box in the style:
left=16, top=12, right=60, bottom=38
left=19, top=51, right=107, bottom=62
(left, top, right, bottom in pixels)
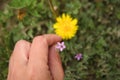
left=9, top=0, right=33, bottom=9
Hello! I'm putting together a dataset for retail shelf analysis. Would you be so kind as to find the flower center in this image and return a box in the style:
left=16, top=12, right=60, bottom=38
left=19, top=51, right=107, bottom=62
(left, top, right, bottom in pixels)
left=60, top=45, right=63, bottom=48
left=63, top=26, right=71, bottom=32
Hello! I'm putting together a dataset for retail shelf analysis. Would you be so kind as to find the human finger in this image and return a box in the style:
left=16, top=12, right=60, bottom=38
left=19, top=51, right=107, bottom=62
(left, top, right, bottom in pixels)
left=10, top=40, right=31, bottom=66
left=49, top=45, right=64, bottom=80
left=7, top=40, right=31, bottom=80
left=27, top=34, right=61, bottom=79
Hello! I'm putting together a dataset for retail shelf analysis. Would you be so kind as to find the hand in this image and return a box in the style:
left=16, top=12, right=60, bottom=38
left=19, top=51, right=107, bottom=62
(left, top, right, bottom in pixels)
left=7, top=34, right=64, bottom=80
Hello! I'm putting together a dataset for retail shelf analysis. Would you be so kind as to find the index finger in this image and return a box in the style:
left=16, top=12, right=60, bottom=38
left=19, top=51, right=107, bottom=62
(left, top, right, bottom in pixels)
left=27, top=34, right=61, bottom=77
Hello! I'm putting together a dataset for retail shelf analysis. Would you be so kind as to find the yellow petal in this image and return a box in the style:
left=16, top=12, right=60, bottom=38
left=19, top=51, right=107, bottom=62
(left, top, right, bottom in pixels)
left=53, top=13, right=79, bottom=40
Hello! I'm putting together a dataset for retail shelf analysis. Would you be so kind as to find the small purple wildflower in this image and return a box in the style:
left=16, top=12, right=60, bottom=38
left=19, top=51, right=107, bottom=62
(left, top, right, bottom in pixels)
left=56, top=42, right=66, bottom=52
left=75, top=53, right=82, bottom=61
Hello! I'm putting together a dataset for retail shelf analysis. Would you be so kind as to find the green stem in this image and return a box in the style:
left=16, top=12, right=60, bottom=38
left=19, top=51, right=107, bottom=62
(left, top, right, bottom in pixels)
left=48, top=0, right=58, bottom=19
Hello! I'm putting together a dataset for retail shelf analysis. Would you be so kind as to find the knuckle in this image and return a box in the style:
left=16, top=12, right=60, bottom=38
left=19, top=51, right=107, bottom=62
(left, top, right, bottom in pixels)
left=13, top=40, right=30, bottom=56
left=15, top=40, right=30, bottom=48
left=15, top=40, right=27, bottom=46
left=33, top=36, right=47, bottom=45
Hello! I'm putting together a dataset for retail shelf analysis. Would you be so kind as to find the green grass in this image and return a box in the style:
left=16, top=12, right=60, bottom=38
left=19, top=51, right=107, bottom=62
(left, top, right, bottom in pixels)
left=0, top=0, right=120, bottom=80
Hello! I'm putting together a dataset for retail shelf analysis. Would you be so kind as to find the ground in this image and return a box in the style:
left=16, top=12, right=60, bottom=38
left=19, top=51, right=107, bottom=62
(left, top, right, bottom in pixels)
left=0, top=0, right=120, bottom=80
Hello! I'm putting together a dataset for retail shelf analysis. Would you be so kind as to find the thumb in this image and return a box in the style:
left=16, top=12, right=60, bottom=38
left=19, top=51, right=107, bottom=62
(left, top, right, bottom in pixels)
left=49, top=45, right=64, bottom=80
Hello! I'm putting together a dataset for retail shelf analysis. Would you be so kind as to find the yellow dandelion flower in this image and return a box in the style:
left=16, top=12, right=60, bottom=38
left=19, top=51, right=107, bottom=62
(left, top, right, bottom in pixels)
left=53, top=14, right=78, bottom=40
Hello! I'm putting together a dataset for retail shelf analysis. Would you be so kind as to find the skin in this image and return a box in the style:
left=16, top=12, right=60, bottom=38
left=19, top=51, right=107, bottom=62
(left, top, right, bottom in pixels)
left=7, top=34, right=64, bottom=80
